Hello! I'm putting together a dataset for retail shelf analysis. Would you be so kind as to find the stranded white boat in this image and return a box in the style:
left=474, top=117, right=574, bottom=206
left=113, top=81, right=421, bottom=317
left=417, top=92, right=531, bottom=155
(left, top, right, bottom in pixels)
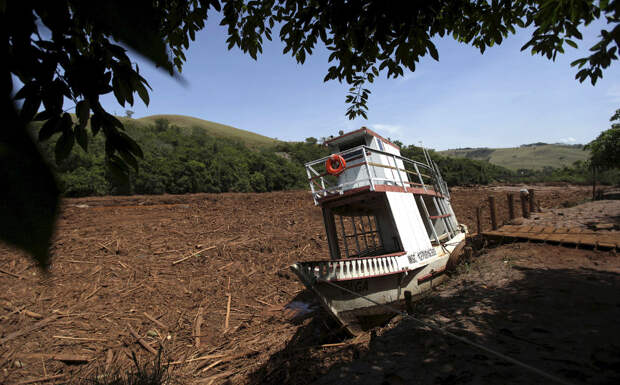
left=290, top=128, right=467, bottom=334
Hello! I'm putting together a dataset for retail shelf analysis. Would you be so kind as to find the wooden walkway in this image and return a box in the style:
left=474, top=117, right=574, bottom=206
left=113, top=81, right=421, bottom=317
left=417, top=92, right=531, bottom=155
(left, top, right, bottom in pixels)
left=482, top=225, right=620, bottom=250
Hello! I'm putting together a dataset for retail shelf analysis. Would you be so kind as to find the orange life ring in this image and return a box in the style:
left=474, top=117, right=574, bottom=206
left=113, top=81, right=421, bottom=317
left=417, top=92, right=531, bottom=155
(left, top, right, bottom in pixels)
left=325, top=154, right=346, bottom=175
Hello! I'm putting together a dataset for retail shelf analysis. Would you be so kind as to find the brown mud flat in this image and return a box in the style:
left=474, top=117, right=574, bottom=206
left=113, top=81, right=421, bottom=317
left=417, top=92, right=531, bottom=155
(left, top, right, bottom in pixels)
left=1, top=185, right=615, bottom=385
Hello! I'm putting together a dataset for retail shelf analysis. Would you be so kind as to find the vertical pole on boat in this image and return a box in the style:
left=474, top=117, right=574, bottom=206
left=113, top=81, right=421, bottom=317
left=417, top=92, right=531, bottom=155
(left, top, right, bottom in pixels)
left=372, top=215, right=383, bottom=249
left=431, top=196, right=455, bottom=238
left=323, top=207, right=341, bottom=260
left=438, top=197, right=458, bottom=236
left=366, top=215, right=377, bottom=250
left=520, top=191, right=530, bottom=218
left=351, top=216, right=362, bottom=256
left=392, top=154, right=405, bottom=189
left=339, top=216, right=350, bottom=257
left=416, top=195, right=441, bottom=245
left=362, top=146, right=375, bottom=191
left=488, top=196, right=498, bottom=230
left=414, top=163, right=426, bottom=191
left=306, top=167, right=317, bottom=204
left=358, top=215, right=369, bottom=250
left=507, top=193, right=515, bottom=220
left=476, top=206, right=482, bottom=234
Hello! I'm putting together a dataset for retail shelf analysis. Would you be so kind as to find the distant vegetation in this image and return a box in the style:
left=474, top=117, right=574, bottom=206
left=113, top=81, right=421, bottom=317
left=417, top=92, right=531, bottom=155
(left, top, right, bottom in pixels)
left=399, top=144, right=618, bottom=187
left=439, top=144, right=590, bottom=170
left=34, top=118, right=327, bottom=197
left=32, top=117, right=618, bottom=197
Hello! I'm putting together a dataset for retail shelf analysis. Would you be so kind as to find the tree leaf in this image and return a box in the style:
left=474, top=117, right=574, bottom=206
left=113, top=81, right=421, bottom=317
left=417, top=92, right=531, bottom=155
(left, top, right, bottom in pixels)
left=136, top=82, right=150, bottom=106
left=20, top=96, right=41, bottom=122
left=0, top=102, right=59, bottom=268
left=55, top=117, right=75, bottom=163
left=76, top=99, right=90, bottom=125
left=38, top=116, right=62, bottom=141
left=75, top=123, right=88, bottom=151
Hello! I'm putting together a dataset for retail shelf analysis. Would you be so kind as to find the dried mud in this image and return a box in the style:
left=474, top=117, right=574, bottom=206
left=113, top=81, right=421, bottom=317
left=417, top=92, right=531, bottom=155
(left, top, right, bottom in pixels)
left=1, top=185, right=617, bottom=385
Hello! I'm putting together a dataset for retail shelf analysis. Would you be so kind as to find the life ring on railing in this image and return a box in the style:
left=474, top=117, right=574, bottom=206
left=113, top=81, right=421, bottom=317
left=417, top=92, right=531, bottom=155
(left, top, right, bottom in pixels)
left=325, top=154, right=346, bottom=175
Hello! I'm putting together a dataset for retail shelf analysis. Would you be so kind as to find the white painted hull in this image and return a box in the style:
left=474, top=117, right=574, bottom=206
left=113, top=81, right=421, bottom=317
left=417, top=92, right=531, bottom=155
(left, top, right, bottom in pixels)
left=291, top=231, right=466, bottom=334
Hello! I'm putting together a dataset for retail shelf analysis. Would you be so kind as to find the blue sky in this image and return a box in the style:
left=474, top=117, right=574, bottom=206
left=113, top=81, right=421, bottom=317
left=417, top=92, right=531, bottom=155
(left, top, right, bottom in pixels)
left=100, top=16, right=619, bottom=150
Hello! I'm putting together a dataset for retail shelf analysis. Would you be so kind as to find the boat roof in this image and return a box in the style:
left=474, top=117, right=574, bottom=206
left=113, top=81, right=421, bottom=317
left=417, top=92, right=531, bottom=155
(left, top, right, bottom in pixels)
left=325, top=127, right=400, bottom=150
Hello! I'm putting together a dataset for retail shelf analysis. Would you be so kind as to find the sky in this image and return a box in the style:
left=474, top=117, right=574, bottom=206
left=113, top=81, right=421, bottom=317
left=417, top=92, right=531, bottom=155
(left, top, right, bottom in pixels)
left=99, top=15, right=619, bottom=151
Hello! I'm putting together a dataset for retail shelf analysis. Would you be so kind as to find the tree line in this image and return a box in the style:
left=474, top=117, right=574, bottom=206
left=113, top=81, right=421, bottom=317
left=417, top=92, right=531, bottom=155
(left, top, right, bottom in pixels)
left=32, top=119, right=618, bottom=198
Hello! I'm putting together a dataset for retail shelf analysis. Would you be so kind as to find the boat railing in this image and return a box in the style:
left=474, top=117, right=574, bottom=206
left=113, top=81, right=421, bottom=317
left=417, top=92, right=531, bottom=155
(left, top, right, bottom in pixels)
left=305, top=145, right=449, bottom=204
left=293, top=253, right=406, bottom=282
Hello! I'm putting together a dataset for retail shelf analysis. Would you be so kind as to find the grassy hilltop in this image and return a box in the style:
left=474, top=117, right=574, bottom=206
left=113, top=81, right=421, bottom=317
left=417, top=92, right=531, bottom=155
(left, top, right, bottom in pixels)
left=133, top=115, right=278, bottom=148
left=439, top=144, right=590, bottom=171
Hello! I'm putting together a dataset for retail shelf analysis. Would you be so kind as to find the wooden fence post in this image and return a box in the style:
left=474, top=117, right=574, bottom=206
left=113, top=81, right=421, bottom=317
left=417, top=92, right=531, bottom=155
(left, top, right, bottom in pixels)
left=488, top=196, right=497, bottom=230
left=520, top=191, right=530, bottom=218
left=528, top=189, right=536, bottom=212
left=476, top=206, right=482, bottom=234
left=507, top=193, right=515, bottom=220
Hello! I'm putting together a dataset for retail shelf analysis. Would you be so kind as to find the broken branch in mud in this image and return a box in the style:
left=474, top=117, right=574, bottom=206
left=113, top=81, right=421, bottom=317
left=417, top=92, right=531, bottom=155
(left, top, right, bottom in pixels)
left=0, top=314, right=60, bottom=344
left=15, top=374, right=66, bottom=385
left=0, top=268, right=25, bottom=279
left=172, top=245, right=216, bottom=265
left=165, top=353, right=227, bottom=366
left=127, top=324, right=158, bottom=355
left=143, top=312, right=168, bottom=330
left=195, top=307, right=203, bottom=347
left=53, top=335, right=107, bottom=342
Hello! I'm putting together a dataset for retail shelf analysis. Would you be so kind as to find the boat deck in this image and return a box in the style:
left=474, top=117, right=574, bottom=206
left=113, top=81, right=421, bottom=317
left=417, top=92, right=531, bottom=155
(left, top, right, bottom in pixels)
left=482, top=225, right=619, bottom=250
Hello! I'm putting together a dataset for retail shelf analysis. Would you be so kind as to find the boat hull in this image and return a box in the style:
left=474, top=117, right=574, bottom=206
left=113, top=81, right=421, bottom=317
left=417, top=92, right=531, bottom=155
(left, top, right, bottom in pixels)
left=291, top=231, right=466, bottom=334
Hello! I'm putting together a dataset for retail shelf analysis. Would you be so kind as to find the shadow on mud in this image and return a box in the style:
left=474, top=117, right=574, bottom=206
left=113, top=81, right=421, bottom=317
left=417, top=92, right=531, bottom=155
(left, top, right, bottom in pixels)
left=246, top=265, right=620, bottom=385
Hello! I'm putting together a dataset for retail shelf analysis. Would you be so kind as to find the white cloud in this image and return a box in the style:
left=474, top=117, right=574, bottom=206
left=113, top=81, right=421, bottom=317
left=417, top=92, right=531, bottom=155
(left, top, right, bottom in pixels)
left=371, top=123, right=403, bottom=134
left=607, top=84, right=620, bottom=103
left=559, top=137, right=576, bottom=143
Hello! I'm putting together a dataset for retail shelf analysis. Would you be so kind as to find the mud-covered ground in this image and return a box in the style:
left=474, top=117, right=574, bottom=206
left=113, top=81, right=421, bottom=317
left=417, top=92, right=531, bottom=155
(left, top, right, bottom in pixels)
left=2, top=185, right=618, bottom=385
left=316, top=243, right=620, bottom=385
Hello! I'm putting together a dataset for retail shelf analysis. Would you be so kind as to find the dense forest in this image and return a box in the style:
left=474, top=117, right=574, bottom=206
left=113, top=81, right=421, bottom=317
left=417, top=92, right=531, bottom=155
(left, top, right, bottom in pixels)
left=34, top=119, right=618, bottom=197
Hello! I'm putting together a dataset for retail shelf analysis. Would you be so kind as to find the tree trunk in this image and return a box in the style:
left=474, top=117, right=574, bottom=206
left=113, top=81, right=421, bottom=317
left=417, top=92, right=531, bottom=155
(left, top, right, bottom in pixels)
left=592, top=166, right=597, bottom=201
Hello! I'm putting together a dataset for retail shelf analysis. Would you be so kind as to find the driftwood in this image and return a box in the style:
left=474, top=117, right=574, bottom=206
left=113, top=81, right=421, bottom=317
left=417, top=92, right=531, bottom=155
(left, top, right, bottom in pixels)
left=165, top=353, right=227, bottom=366
left=143, top=312, right=168, bottom=330
left=197, top=370, right=235, bottom=383
left=172, top=246, right=217, bottom=265
left=0, top=268, right=25, bottom=279
left=16, top=353, right=90, bottom=363
left=53, top=335, right=107, bottom=342
left=127, top=324, right=157, bottom=355
left=224, top=294, right=232, bottom=331
left=0, top=314, right=60, bottom=345
left=194, top=307, right=203, bottom=347
left=105, top=349, right=114, bottom=372
left=16, top=374, right=66, bottom=385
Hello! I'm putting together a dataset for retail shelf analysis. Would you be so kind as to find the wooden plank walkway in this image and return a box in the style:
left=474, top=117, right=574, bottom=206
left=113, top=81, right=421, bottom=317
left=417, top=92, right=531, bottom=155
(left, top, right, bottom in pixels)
left=482, top=225, right=620, bottom=250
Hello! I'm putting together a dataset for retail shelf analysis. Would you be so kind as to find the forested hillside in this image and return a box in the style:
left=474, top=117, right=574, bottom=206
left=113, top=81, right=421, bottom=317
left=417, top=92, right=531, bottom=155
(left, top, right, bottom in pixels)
left=32, top=118, right=618, bottom=197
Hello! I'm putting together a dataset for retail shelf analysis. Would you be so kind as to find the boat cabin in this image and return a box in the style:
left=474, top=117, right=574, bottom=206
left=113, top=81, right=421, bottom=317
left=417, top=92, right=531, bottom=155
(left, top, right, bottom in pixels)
left=306, top=128, right=459, bottom=264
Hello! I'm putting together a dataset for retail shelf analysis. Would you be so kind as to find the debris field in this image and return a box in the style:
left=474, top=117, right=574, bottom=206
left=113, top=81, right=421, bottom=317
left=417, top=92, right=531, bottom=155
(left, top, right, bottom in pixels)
left=0, top=185, right=605, bottom=384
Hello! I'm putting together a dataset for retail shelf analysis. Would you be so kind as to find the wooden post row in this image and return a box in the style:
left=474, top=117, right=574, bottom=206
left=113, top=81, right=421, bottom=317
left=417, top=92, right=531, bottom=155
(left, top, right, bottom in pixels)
left=507, top=193, right=515, bottom=220
left=520, top=191, right=529, bottom=218
left=528, top=189, right=536, bottom=213
left=488, top=196, right=497, bottom=230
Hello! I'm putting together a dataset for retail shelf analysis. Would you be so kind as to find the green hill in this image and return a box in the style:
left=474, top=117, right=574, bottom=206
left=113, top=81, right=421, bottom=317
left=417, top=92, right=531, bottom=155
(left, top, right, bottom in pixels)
left=440, top=144, right=589, bottom=170
left=133, top=114, right=278, bottom=147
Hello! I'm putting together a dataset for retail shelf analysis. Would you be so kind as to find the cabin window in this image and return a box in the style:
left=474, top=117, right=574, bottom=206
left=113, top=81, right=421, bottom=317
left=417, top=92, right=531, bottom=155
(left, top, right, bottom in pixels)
left=334, top=214, right=383, bottom=258
left=377, top=138, right=384, bottom=152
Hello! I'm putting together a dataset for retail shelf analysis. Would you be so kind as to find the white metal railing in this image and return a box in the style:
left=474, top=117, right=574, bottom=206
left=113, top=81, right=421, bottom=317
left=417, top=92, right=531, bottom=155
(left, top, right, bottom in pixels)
left=306, top=145, right=449, bottom=204
left=293, top=254, right=405, bottom=282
